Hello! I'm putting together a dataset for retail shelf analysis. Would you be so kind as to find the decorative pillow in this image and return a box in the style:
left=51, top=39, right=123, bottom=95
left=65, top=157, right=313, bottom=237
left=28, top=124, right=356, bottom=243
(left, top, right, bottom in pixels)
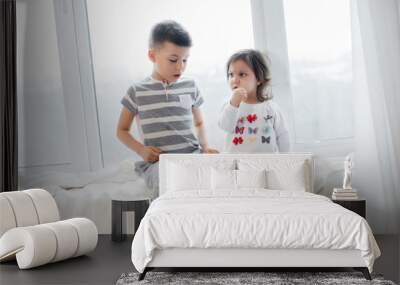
left=167, top=162, right=212, bottom=191
left=266, top=167, right=306, bottom=191
left=211, top=168, right=236, bottom=191
left=236, top=169, right=268, bottom=189
left=238, top=159, right=309, bottom=191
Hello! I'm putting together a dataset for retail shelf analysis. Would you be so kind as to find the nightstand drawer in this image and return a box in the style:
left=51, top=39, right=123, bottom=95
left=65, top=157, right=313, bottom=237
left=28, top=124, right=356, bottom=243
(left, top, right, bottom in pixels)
left=332, top=199, right=366, bottom=218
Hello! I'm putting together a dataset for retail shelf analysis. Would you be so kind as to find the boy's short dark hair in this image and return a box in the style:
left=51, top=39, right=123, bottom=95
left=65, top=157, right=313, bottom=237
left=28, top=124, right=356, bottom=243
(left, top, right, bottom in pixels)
left=226, top=49, right=273, bottom=102
left=149, top=20, right=192, bottom=48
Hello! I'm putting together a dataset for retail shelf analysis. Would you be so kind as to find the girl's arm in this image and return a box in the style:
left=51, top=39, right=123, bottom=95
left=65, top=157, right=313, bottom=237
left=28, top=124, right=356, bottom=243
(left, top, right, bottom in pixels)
left=277, top=131, right=290, bottom=152
left=192, top=108, right=218, bottom=153
left=218, top=103, right=239, bottom=133
left=218, top=88, right=246, bottom=132
left=273, top=106, right=291, bottom=152
left=116, top=107, right=161, bottom=162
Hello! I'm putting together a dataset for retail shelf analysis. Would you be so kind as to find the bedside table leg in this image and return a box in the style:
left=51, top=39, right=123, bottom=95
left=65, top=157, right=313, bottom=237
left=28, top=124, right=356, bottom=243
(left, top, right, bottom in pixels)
left=112, top=200, right=124, bottom=242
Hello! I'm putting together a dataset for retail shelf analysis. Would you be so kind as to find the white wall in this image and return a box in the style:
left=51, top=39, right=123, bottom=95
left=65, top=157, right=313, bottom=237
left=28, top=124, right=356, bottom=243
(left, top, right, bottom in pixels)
left=17, top=0, right=71, bottom=179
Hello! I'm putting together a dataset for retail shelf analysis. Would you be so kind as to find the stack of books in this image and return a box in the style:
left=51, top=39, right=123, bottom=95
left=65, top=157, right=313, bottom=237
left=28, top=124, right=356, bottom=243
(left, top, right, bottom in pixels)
left=332, top=188, right=358, bottom=200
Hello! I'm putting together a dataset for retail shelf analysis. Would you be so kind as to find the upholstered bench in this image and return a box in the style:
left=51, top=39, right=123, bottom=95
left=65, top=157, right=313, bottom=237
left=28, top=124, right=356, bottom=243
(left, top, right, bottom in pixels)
left=0, top=189, right=98, bottom=269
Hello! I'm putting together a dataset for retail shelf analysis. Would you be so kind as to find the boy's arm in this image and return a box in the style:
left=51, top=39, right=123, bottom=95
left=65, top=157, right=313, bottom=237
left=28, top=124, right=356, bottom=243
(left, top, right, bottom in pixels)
left=192, top=108, right=219, bottom=153
left=116, top=107, right=162, bottom=162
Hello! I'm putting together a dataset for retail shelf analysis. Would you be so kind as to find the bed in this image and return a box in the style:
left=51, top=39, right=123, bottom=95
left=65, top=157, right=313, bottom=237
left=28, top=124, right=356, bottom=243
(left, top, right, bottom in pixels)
left=130, top=153, right=381, bottom=280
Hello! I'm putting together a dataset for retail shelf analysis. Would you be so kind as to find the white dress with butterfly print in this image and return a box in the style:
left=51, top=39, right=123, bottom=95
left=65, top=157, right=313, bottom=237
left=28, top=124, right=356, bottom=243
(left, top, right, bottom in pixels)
left=218, top=100, right=290, bottom=153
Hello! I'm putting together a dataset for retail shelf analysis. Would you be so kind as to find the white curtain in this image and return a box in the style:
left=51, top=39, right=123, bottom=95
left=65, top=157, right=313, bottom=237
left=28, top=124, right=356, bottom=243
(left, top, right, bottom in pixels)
left=352, top=0, right=400, bottom=234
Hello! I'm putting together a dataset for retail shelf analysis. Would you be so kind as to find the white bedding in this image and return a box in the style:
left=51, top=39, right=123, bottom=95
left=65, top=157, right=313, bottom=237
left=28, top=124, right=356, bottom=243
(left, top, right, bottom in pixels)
left=131, top=190, right=380, bottom=273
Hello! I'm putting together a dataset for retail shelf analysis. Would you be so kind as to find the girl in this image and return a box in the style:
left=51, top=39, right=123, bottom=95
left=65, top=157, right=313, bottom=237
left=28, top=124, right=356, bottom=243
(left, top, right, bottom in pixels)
left=218, top=49, right=290, bottom=153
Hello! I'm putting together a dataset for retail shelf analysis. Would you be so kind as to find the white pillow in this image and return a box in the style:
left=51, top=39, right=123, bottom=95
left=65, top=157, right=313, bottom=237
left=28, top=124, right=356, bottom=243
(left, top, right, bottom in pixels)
left=168, top=163, right=211, bottom=191
left=266, top=167, right=306, bottom=191
left=236, top=169, right=267, bottom=189
left=211, top=169, right=268, bottom=191
left=211, top=168, right=236, bottom=191
left=238, top=159, right=309, bottom=192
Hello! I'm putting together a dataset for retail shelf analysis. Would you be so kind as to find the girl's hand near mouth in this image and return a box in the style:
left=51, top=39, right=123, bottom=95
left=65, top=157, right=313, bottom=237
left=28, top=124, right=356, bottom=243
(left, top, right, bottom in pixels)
left=230, top=87, right=248, bottom=107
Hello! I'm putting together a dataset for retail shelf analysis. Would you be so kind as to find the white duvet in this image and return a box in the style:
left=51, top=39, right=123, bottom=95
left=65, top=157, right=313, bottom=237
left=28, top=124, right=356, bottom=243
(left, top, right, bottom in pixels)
left=131, top=190, right=380, bottom=273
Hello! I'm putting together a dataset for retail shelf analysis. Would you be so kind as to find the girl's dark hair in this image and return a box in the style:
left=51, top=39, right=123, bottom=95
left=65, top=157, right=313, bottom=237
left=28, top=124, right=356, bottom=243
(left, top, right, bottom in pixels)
left=226, top=49, right=272, bottom=102
left=149, top=20, right=192, bottom=48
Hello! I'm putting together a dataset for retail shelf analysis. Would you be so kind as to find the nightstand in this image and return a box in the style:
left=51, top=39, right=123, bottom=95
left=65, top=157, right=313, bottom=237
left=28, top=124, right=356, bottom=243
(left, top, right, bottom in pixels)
left=332, top=198, right=366, bottom=218
left=111, top=198, right=150, bottom=242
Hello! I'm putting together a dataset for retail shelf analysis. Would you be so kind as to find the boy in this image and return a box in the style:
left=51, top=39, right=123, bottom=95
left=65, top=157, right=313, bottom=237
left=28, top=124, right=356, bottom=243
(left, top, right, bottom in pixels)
left=117, top=20, right=218, bottom=196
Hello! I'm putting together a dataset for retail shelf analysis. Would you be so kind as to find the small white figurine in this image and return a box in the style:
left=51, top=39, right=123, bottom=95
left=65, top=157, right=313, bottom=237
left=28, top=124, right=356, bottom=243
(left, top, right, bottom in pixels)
left=342, top=153, right=354, bottom=190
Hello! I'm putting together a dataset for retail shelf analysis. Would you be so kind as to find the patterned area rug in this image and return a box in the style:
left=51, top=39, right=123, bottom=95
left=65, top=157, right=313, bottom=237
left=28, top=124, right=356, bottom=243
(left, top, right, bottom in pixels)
left=116, top=271, right=396, bottom=285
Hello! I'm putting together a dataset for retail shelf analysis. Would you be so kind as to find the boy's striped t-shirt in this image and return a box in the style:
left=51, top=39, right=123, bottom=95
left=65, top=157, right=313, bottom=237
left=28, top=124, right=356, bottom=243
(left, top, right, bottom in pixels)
left=121, top=77, right=204, bottom=153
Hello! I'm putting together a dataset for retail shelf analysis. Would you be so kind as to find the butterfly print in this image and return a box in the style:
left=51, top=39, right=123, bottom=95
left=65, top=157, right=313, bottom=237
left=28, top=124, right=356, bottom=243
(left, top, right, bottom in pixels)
left=264, top=115, right=273, bottom=122
left=247, top=114, right=257, bottom=123
left=232, top=137, right=244, bottom=145
left=262, top=126, right=270, bottom=134
left=248, top=127, right=258, bottom=134
left=261, top=136, right=271, bottom=144
left=235, top=126, right=245, bottom=134
left=237, top=117, right=245, bottom=124
left=248, top=136, right=257, bottom=143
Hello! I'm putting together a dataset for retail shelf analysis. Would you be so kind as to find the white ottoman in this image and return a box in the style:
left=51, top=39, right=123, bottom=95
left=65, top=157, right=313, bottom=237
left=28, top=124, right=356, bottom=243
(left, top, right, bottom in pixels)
left=0, top=189, right=98, bottom=269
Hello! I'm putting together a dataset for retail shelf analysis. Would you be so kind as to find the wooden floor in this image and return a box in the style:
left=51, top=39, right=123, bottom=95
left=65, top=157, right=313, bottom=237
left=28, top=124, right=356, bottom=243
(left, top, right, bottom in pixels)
left=0, top=235, right=133, bottom=285
left=0, top=235, right=398, bottom=285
